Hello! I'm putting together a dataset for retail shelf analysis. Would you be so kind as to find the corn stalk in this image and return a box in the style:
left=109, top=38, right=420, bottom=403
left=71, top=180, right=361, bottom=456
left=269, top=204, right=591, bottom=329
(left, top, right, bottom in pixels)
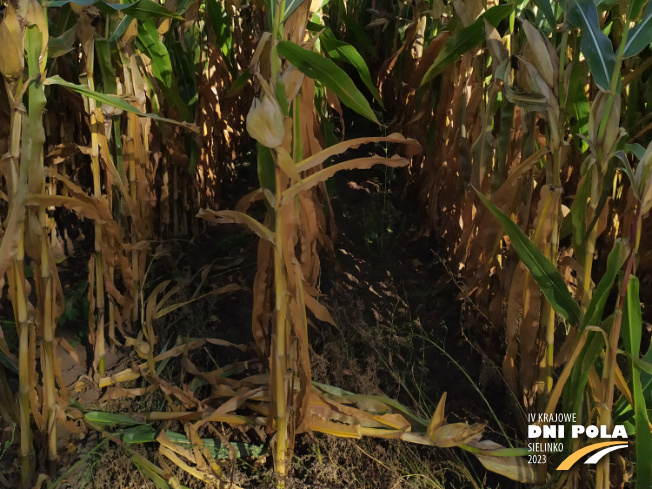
left=199, top=1, right=419, bottom=482
left=0, top=1, right=51, bottom=483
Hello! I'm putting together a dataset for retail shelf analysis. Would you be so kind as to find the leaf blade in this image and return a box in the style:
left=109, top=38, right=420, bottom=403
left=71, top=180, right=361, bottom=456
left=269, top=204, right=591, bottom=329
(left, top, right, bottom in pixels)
left=421, top=4, right=513, bottom=86
left=44, top=75, right=198, bottom=131
left=582, top=239, right=629, bottom=329
left=474, top=189, right=580, bottom=324
left=277, top=40, right=379, bottom=123
left=623, top=1, right=652, bottom=58
left=568, top=0, right=616, bottom=91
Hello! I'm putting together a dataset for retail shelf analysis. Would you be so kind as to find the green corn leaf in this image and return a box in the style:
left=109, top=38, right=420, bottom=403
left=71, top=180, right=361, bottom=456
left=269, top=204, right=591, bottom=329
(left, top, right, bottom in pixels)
left=206, top=0, right=231, bottom=50
left=564, top=330, right=606, bottom=415
left=307, top=23, right=383, bottom=106
left=569, top=173, right=591, bottom=263
left=313, top=381, right=430, bottom=429
left=165, top=430, right=265, bottom=458
left=623, top=1, right=652, bottom=58
left=582, top=239, right=629, bottom=329
left=320, top=32, right=383, bottom=107
left=275, top=76, right=289, bottom=116
left=136, top=20, right=173, bottom=88
left=630, top=0, right=650, bottom=22
left=277, top=40, right=379, bottom=124
left=257, top=143, right=276, bottom=194
left=622, top=276, right=642, bottom=356
left=44, top=0, right=182, bottom=20
left=120, top=424, right=159, bottom=443
left=625, top=354, right=652, bottom=375
left=341, top=12, right=375, bottom=58
left=173, top=0, right=196, bottom=15
left=632, top=369, right=652, bottom=489
left=226, top=69, right=251, bottom=98
left=114, top=0, right=183, bottom=20
left=133, top=18, right=195, bottom=116
left=474, top=189, right=580, bottom=325
left=421, top=4, right=513, bottom=86
left=108, top=15, right=134, bottom=45
left=95, top=35, right=117, bottom=94
left=45, top=76, right=197, bottom=131
left=51, top=3, right=76, bottom=35
left=26, top=26, right=47, bottom=211
left=641, top=342, right=652, bottom=405
left=532, top=0, right=556, bottom=30
left=568, top=0, right=616, bottom=91
left=626, top=143, right=647, bottom=160
left=49, top=26, right=77, bottom=58
left=622, top=276, right=652, bottom=489
left=84, top=411, right=144, bottom=427
left=322, top=34, right=383, bottom=107
left=169, top=41, right=197, bottom=107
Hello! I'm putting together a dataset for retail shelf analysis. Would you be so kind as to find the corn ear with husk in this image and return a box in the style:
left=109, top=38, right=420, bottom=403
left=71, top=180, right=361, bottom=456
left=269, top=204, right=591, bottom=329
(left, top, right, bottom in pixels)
left=0, top=4, right=24, bottom=86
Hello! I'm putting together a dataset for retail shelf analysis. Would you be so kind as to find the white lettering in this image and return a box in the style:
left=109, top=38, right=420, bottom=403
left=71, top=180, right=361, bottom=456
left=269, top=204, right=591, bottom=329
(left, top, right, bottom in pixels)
left=542, top=425, right=558, bottom=438
left=612, top=425, right=627, bottom=439
left=572, top=425, right=584, bottom=438
left=529, top=425, right=542, bottom=438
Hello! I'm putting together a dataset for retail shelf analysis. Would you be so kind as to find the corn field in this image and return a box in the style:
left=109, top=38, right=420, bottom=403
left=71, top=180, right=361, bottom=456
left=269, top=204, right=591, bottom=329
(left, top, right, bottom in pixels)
left=0, top=0, right=650, bottom=487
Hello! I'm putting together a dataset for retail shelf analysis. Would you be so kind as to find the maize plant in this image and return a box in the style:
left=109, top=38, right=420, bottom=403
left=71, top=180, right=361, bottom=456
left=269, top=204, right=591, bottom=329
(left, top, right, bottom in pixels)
left=0, top=0, right=650, bottom=488
left=348, top=0, right=652, bottom=487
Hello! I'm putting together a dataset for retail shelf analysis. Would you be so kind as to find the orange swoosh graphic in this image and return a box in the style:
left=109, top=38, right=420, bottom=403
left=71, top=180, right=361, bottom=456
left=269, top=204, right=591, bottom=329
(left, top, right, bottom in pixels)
left=556, top=441, right=628, bottom=470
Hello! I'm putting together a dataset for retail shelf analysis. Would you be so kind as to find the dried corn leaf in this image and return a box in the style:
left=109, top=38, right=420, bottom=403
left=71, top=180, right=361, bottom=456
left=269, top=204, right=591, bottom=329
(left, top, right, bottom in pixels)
left=198, top=209, right=275, bottom=244
left=431, top=422, right=485, bottom=448
left=426, top=392, right=447, bottom=438
left=469, top=439, right=539, bottom=483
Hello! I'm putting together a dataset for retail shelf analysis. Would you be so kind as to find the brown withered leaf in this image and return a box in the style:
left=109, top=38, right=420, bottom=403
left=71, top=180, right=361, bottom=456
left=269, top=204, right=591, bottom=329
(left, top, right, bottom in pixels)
left=308, top=414, right=362, bottom=439
left=198, top=209, right=275, bottom=244
left=283, top=155, right=410, bottom=203
left=521, top=20, right=554, bottom=89
left=426, top=392, right=447, bottom=438
left=98, top=386, right=154, bottom=403
left=504, top=264, right=526, bottom=393
left=296, top=133, right=421, bottom=174
left=431, top=422, right=486, bottom=448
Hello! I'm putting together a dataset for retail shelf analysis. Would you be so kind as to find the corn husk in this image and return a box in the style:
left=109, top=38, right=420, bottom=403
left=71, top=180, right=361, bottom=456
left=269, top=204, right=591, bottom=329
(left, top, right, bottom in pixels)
left=589, top=91, right=621, bottom=156
left=0, top=4, right=24, bottom=80
left=25, top=0, right=49, bottom=54
left=246, top=95, right=285, bottom=148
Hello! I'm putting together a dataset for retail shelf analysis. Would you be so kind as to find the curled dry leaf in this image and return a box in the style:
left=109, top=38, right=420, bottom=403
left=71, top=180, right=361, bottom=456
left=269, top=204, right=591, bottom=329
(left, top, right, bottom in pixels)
left=521, top=19, right=554, bottom=89
left=484, top=19, right=508, bottom=66
left=431, top=422, right=486, bottom=448
left=283, top=155, right=410, bottom=204
left=296, top=133, right=421, bottom=173
left=197, top=209, right=275, bottom=244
